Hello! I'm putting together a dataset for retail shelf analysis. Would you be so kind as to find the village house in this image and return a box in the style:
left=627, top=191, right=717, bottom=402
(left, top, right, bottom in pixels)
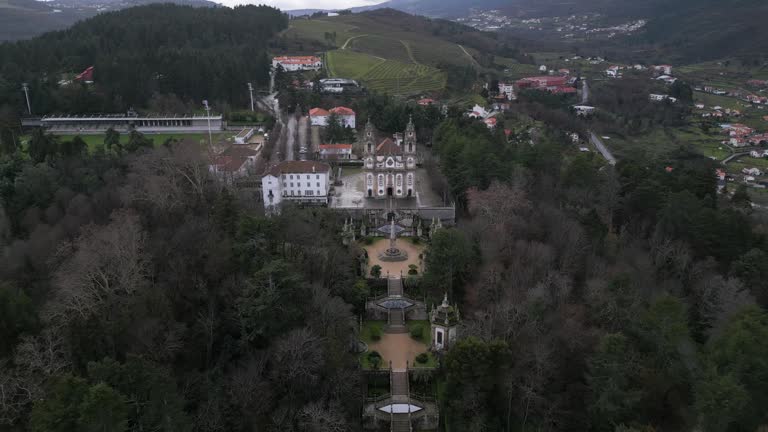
left=467, top=104, right=490, bottom=119
left=261, top=160, right=332, bottom=211
left=498, top=82, right=516, bottom=100
left=656, top=75, right=678, bottom=85
left=653, top=64, right=673, bottom=75
left=318, top=143, right=353, bottom=160
left=742, top=167, right=764, bottom=177
left=209, top=146, right=259, bottom=183
left=417, top=98, right=435, bottom=106
left=605, top=65, right=621, bottom=78
left=309, top=106, right=356, bottom=128
left=573, top=105, right=596, bottom=116
left=516, top=75, right=572, bottom=93
left=750, top=149, right=768, bottom=158
left=272, top=56, right=323, bottom=72
left=650, top=94, right=677, bottom=103
left=484, top=117, right=498, bottom=129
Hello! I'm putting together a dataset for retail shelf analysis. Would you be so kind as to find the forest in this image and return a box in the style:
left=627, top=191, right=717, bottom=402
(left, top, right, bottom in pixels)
left=0, top=100, right=765, bottom=431
left=0, top=4, right=287, bottom=115
left=427, top=116, right=768, bottom=431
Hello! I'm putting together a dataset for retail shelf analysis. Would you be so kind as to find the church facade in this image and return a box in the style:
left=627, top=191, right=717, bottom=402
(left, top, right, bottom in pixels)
left=362, top=118, right=418, bottom=199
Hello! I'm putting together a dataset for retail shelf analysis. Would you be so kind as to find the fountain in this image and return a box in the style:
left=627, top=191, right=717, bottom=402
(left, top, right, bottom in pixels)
left=378, top=219, right=408, bottom=262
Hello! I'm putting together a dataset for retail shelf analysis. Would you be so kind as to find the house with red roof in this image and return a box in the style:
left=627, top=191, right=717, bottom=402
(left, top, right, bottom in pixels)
left=515, top=75, right=575, bottom=95
left=209, top=146, right=259, bottom=183
left=418, top=98, right=435, bottom=106
left=484, top=117, right=498, bottom=129
left=272, top=56, right=322, bottom=72
left=309, top=106, right=356, bottom=128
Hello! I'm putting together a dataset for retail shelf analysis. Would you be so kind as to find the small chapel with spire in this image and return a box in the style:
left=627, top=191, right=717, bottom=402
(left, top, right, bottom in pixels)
left=362, top=117, right=418, bottom=199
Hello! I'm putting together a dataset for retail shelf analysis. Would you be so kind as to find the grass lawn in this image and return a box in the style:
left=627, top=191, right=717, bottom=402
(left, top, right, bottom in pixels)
left=407, top=320, right=437, bottom=369
left=360, top=320, right=386, bottom=344
left=41, top=132, right=231, bottom=152
left=602, top=123, right=732, bottom=161
left=285, top=19, right=357, bottom=48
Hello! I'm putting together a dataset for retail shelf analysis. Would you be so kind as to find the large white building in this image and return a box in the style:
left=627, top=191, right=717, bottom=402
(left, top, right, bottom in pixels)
left=35, top=113, right=223, bottom=134
left=272, top=56, right=323, bottom=72
left=262, top=160, right=332, bottom=211
left=498, top=82, right=516, bottom=101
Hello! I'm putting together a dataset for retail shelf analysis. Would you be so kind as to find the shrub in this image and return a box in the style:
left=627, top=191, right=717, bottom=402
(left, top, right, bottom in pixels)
left=415, top=353, right=428, bottom=364
left=370, top=265, right=382, bottom=278
left=364, top=237, right=374, bottom=245
left=408, top=264, right=418, bottom=275
left=368, top=351, right=382, bottom=369
left=411, top=237, right=420, bottom=245
left=370, top=326, right=382, bottom=341
left=410, top=324, right=423, bottom=340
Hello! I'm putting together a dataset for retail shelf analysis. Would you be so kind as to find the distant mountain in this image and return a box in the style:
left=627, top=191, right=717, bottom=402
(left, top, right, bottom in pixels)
left=318, top=0, right=768, bottom=62
left=0, top=0, right=217, bottom=41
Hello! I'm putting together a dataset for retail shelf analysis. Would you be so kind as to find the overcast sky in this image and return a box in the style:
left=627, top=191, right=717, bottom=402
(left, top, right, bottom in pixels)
left=220, top=0, right=383, bottom=10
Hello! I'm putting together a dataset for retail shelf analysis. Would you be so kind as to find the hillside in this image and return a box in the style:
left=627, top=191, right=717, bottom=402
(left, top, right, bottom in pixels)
left=326, top=0, right=768, bottom=62
left=0, top=0, right=217, bottom=41
left=283, top=9, right=533, bottom=96
left=0, top=4, right=287, bottom=113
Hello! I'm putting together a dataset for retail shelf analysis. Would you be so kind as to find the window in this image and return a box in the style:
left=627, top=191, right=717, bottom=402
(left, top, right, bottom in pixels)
left=283, top=183, right=287, bottom=188
left=316, top=182, right=320, bottom=187
left=290, top=182, right=293, bottom=187
left=306, top=175, right=310, bottom=179
left=316, top=174, right=319, bottom=179
left=289, top=175, right=293, bottom=179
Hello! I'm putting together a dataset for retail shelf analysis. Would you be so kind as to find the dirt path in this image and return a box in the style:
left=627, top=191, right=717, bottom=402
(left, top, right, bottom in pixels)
left=400, top=40, right=419, bottom=65
left=368, top=333, right=427, bottom=370
left=457, top=44, right=480, bottom=68
left=341, top=34, right=368, bottom=49
left=284, top=116, right=296, bottom=161
left=298, top=116, right=308, bottom=158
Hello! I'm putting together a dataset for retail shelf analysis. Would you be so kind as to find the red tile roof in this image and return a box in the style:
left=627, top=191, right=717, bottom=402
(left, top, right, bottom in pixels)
left=376, top=138, right=402, bottom=154
left=273, top=56, right=321, bottom=65
left=310, top=108, right=330, bottom=117
left=330, top=106, right=355, bottom=116
left=265, top=160, right=331, bottom=177
left=418, top=98, right=435, bottom=105
left=211, top=146, right=258, bottom=172
left=320, top=144, right=353, bottom=150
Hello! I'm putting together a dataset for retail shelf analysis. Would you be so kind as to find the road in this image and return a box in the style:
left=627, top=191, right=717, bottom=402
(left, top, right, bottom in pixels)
left=580, top=79, right=590, bottom=105
left=284, top=116, right=297, bottom=161
left=589, top=132, right=616, bottom=166
left=297, top=116, right=309, bottom=159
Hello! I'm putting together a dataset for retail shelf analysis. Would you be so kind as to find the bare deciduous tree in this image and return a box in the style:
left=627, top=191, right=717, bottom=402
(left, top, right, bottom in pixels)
left=45, top=209, right=149, bottom=325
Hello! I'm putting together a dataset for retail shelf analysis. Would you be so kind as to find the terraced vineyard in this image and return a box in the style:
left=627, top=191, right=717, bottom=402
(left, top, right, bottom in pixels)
left=326, top=49, right=445, bottom=95
left=360, top=60, right=446, bottom=95
left=350, top=35, right=413, bottom=64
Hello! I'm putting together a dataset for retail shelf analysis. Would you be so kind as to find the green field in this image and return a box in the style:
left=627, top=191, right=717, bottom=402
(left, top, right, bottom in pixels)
left=602, top=125, right=730, bottom=160
left=34, top=132, right=231, bottom=152
left=326, top=49, right=446, bottom=96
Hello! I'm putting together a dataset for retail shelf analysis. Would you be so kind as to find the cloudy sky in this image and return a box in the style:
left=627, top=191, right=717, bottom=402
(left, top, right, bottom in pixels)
left=220, top=0, right=383, bottom=10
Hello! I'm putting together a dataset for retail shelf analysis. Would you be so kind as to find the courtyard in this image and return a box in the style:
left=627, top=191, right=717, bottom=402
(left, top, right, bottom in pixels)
left=363, top=237, right=425, bottom=277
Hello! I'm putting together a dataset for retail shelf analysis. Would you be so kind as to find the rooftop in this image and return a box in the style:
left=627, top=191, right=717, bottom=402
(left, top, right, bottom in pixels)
left=265, top=160, right=331, bottom=176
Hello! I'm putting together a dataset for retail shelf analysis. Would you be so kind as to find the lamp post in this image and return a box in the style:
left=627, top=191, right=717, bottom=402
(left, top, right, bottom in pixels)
left=203, top=100, right=213, bottom=148
left=247, top=82, right=255, bottom=112
left=21, top=83, right=31, bottom=115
